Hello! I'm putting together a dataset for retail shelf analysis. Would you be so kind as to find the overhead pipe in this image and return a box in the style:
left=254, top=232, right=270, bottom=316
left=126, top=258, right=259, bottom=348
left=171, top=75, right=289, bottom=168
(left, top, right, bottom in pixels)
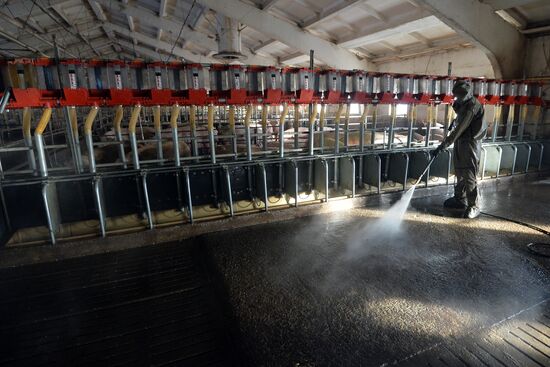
left=83, top=105, right=100, bottom=173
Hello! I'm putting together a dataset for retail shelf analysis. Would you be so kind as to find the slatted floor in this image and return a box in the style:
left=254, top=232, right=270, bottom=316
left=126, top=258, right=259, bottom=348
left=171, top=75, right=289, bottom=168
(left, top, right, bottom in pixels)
left=0, top=241, right=238, bottom=367
left=394, top=298, right=550, bottom=366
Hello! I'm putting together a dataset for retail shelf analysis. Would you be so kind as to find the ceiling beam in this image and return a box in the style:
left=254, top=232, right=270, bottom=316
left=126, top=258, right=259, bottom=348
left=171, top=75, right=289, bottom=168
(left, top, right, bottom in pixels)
left=261, top=0, right=280, bottom=10
left=181, top=5, right=207, bottom=48
left=126, top=14, right=138, bottom=47
left=0, top=10, right=78, bottom=57
left=301, top=0, right=364, bottom=29
left=359, top=3, right=387, bottom=22
left=337, top=13, right=439, bottom=48
left=98, top=0, right=276, bottom=64
left=117, top=39, right=163, bottom=60
left=379, top=41, right=399, bottom=53
left=156, top=0, right=168, bottom=51
left=480, top=0, right=541, bottom=10
left=0, top=29, right=47, bottom=56
left=496, top=9, right=528, bottom=29
left=279, top=52, right=311, bottom=65
left=252, top=39, right=278, bottom=53
left=48, top=3, right=101, bottom=56
left=55, top=36, right=113, bottom=53
left=87, top=1, right=122, bottom=53
left=371, top=35, right=468, bottom=63
left=108, top=22, right=273, bottom=65
left=159, top=0, right=168, bottom=17
left=196, top=0, right=373, bottom=70
left=96, top=0, right=218, bottom=50
left=105, top=22, right=209, bottom=62
left=409, top=31, right=432, bottom=46
left=415, top=0, right=525, bottom=78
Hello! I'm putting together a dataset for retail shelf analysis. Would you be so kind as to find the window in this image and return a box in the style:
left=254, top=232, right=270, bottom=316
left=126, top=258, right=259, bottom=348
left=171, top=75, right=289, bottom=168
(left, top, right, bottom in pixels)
left=395, top=104, right=408, bottom=117
left=349, top=103, right=361, bottom=116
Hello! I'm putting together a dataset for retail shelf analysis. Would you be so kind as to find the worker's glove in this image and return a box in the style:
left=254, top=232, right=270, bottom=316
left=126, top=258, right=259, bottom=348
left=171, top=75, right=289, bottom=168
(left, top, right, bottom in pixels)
left=434, top=143, right=445, bottom=156
left=448, top=119, right=456, bottom=131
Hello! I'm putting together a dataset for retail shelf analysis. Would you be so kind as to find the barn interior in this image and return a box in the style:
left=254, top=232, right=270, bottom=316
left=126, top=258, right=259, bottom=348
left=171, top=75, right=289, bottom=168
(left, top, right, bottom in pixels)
left=0, top=0, right=550, bottom=366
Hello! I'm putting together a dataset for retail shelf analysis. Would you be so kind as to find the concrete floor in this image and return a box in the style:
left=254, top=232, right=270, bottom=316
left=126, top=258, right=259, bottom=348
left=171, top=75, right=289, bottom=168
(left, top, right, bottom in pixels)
left=203, top=179, right=550, bottom=366
left=1, top=178, right=549, bottom=366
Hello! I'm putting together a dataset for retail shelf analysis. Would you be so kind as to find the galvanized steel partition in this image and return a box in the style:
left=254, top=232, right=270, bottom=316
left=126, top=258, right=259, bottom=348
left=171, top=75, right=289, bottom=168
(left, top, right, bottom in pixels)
left=0, top=59, right=548, bottom=245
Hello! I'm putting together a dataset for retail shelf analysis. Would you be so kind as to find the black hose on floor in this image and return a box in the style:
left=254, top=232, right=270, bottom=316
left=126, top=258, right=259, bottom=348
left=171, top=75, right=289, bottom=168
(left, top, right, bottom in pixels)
left=480, top=211, right=550, bottom=257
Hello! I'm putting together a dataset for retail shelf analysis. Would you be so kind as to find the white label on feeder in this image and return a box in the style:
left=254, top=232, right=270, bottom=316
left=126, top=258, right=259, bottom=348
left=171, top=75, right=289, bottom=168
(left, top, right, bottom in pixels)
left=271, top=74, right=277, bottom=89
left=192, top=73, right=199, bottom=89
left=234, top=74, right=240, bottom=90
left=115, top=73, right=122, bottom=89
left=155, top=73, right=162, bottom=89
left=69, top=72, right=77, bottom=89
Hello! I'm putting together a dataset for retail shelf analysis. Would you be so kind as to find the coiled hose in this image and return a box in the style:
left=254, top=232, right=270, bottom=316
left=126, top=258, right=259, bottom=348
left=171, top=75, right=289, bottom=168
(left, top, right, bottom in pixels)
left=480, top=211, right=550, bottom=257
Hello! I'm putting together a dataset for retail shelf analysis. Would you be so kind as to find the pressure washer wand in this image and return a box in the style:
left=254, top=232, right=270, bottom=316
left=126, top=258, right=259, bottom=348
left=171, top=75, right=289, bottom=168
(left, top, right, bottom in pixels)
left=413, top=153, right=438, bottom=187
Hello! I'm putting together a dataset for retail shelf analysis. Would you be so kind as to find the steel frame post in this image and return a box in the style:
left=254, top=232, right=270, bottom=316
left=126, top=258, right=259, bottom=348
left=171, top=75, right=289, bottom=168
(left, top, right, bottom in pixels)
left=141, top=172, right=154, bottom=229
left=93, top=177, right=106, bottom=237
left=184, top=168, right=194, bottom=223
left=505, top=104, right=515, bottom=141
left=223, top=166, right=234, bottom=217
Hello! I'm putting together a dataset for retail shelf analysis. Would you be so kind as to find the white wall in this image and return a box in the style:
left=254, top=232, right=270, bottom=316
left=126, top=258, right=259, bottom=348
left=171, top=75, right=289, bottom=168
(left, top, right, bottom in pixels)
left=525, top=35, right=550, bottom=78
left=375, top=47, right=496, bottom=78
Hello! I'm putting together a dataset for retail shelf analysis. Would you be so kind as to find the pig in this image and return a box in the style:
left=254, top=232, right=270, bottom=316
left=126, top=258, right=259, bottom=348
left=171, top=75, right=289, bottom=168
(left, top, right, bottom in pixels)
left=126, top=140, right=191, bottom=163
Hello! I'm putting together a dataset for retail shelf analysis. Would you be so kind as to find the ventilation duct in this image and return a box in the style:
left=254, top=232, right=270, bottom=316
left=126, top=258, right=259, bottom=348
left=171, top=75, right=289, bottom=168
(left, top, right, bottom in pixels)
left=213, top=15, right=246, bottom=61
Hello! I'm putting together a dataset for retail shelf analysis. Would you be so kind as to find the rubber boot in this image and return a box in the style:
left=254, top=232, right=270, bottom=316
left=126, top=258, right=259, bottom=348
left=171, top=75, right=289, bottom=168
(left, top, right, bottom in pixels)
left=444, top=197, right=467, bottom=209
left=463, top=206, right=480, bottom=219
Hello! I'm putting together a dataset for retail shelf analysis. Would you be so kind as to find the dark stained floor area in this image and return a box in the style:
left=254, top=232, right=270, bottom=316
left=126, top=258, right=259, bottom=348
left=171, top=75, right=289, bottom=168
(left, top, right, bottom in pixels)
left=0, top=179, right=549, bottom=366
left=0, top=243, right=240, bottom=367
left=202, top=179, right=550, bottom=366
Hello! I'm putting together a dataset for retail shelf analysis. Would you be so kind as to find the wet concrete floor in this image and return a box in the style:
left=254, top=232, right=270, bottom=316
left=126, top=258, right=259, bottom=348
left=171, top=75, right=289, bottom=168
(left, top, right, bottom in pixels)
left=0, top=179, right=549, bottom=366
left=203, top=179, right=550, bottom=366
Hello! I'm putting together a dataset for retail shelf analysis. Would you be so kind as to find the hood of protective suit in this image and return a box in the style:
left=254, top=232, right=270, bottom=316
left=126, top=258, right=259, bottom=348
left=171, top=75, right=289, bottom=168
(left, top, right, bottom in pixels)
left=452, top=80, right=474, bottom=110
